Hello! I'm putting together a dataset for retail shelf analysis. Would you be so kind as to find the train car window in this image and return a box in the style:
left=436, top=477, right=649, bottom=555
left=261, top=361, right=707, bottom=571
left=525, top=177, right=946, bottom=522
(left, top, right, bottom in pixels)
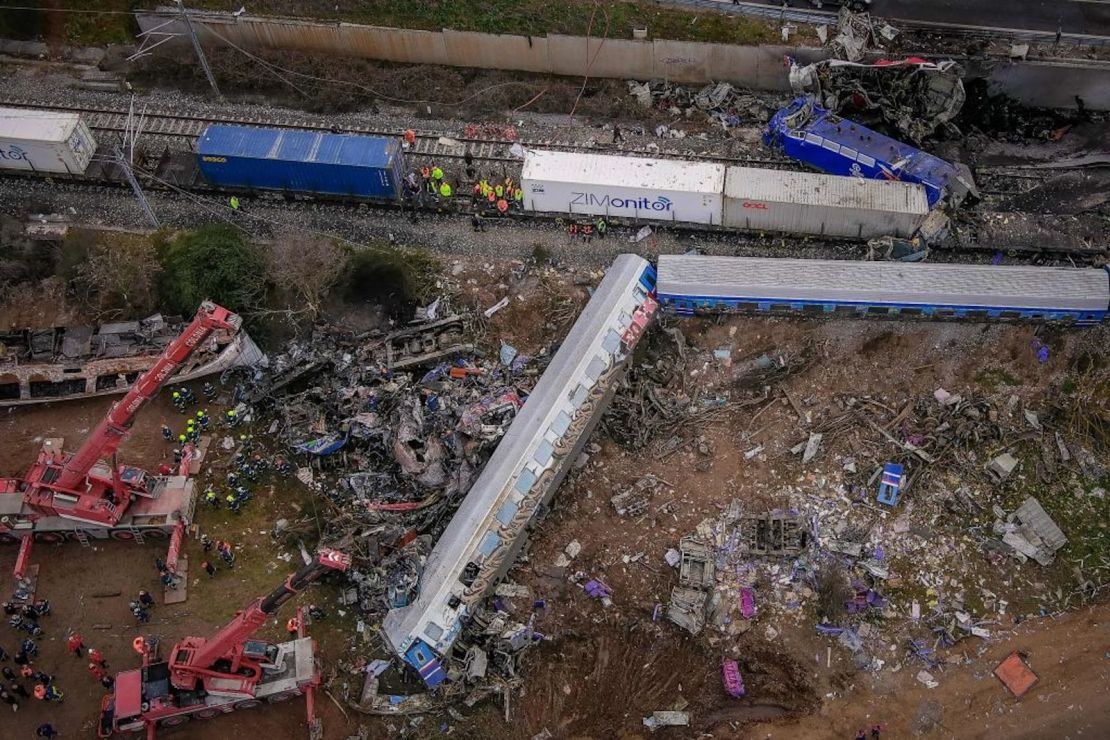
left=868, top=307, right=890, bottom=315
left=857, top=154, right=876, bottom=168
left=570, top=383, right=589, bottom=408
left=496, top=500, right=519, bottom=526
left=966, top=310, right=988, bottom=319
left=900, top=308, right=923, bottom=316
left=602, top=329, right=621, bottom=354
left=841, top=147, right=858, bottom=160
left=477, top=531, right=501, bottom=558
left=803, top=304, right=824, bottom=314
left=551, top=411, right=572, bottom=437
left=935, top=309, right=955, bottom=317
left=805, top=133, right=823, bottom=146
left=821, top=140, right=840, bottom=153
left=533, top=440, right=554, bottom=467
left=835, top=305, right=857, bottom=315
left=447, top=595, right=461, bottom=610
left=424, top=622, right=444, bottom=641
left=736, top=302, right=758, bottom=311
left=515, top=468, right=537, bottom=494
left=770, top=304, right=792, bottom=312
left=585, top=355, right=608, bottom=381
left=460, top=562, right=480, bottom=586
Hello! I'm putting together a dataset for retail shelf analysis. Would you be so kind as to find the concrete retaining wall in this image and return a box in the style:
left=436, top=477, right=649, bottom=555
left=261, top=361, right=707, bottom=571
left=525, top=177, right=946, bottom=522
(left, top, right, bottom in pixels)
left=135, top=11, right=1110, bottom=109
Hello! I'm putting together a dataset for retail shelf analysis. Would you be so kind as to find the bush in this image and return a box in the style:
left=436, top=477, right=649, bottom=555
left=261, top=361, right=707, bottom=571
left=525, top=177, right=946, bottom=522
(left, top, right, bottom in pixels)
left=157, top=225, right=267, bottom=317
left=339, top=247, right=439, bottom=319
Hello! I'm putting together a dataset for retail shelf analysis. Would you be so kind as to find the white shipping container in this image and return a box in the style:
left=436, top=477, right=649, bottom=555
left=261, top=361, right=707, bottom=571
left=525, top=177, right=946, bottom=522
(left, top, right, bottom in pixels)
left=722, top=167, right=929, bottom=239
left=522, top=149, right=725, bottom=226
left=0, top=107, right=98, bottom=175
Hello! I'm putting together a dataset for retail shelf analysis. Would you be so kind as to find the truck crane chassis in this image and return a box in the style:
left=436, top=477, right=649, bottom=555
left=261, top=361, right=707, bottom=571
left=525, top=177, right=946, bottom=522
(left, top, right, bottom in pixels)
left=100, top=548, right=351, bottom=738
left=0, top=301, right=242, bottom=582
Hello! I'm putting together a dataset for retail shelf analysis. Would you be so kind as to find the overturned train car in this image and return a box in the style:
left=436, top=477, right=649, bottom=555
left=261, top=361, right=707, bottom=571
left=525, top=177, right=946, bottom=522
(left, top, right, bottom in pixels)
left=383, top=254, right=658, bottom=686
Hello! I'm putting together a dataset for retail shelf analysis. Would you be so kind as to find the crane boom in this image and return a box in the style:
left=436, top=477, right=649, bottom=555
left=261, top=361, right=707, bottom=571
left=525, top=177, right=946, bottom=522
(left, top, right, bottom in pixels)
left=54, top=301, right=240, bottom=493
left=170, top=548, right=351, bottom=690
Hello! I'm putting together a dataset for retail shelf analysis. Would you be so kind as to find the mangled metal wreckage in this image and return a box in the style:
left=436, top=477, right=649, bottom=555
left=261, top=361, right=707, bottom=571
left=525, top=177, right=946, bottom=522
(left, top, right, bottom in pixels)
left=381, top=254, right=658, bottom=689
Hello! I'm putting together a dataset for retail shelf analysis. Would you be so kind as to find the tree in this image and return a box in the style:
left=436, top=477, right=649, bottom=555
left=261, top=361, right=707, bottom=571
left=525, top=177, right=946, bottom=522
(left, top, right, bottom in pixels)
left=157, top=225, right=266, bottom=316
left=265, top=232, right=350, bottom=322
left=75, top=237, right=161, bottom=315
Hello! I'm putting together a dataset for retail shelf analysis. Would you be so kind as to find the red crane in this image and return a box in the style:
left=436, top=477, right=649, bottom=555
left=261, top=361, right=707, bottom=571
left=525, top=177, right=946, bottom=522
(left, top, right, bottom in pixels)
left=19, top=301, right=240, bottom=526
left=100, top=548, right=351, bottom=738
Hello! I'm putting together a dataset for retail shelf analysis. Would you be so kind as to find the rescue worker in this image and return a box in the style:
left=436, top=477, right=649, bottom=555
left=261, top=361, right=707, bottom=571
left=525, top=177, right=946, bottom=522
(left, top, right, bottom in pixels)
left=202, top=381, right=217, bottom=400
left=226, top=493, right=240, bottom=513
left=229, top=196, right=240, bottom=210
left=494, top=183, right=504, bottom=200
left=235, top=486, right=252, bottom=504
left=177, top=433, right=187, bottom=447
left=513, top=187, right=523, bottom=208
left=496, top=198, right=509, bottom=215
left=172, top=448, right=183, bottom=465
left=138, top=590, right=155, bottom=609
left=161, top=425, right=173, bottom=441
left=202, top=560, right=216, bottom=578
left=596, top=218, right=608, bottom=239
left=197, top=409, right=209, bottom=429
left=227, top=471, right=239, bottom=487
left=9, top=681, right=29, bottom=698
left=33, top=684, right=45, bottom=701
left=36, top=724, right=60, bottom=739
left=88, top=662, right=108, bottom=682
left=439, top=181, right=452, bottom=199
left=203, top=488, right=219, bottom=507
left=568, top=222, right=579, bottom=242
left=582, top=223, right=593, bottom=244
left=171, top=391, right=185, bottom=413
left=403, top=128, right=415, bottom=149
left=66, top=632, right=84, bottom=658
left=612, top=124, right=623, bottom=143
left=286, top=614, right=301, bottom=639
left=431, top=165, right=444, bottom=185
left=132, top=605, right=149, bottom=624
left=471, top=212, right=486, bottom=233
left=226, top=408, right=239, bottom=427
left=159, top=570, right=177, bottom=591
left=44, top=684, right=63, bottom=702
left=187, top=426, right=200, bottom=444
left=89, top=647, right=106, bottom=668
left=239, top=434, right=254, bottom=452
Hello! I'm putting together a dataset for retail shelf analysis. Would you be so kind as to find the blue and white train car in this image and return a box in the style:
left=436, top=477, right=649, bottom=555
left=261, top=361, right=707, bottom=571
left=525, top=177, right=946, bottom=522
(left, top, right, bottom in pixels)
left=383, top=255, right=658, bottom=686
left=764, top=97, right=976, bottom=207
left=655, top=255, right=1109, bottom=325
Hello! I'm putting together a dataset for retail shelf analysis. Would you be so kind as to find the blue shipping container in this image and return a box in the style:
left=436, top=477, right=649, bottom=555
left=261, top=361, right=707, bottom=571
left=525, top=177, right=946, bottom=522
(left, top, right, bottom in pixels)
left=197, top=125, right=402, bottom=200
left=764, top=98, right=969, bottom=207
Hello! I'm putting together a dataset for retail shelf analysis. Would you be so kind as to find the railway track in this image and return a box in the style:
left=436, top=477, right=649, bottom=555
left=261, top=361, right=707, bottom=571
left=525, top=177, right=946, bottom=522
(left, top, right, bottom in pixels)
left=0, top=98, right=791, bottom=169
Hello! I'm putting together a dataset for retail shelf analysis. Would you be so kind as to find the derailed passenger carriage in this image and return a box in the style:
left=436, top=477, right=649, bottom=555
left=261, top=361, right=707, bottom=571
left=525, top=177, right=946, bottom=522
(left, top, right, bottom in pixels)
left=655, top=255, right=1110, bottom=325
left=382, top=255, right=658, bottom=686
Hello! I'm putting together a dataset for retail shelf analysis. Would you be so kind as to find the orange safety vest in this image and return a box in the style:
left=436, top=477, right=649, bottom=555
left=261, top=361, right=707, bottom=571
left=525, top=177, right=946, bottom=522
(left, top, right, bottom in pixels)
left=496, top=199, right=508, bottom=213
left=487, top=192, right=496, bottom=203
left=569, top=223, right=579, bottom=234
left=404, top=129, right=415, bottom=145
left=421, top=166, right=431, bottom=179
left=132, top=636, right=146, bottom=654
left=582, top=225, right=593, bottom=235
left=287, top=617, right=300, bottom=633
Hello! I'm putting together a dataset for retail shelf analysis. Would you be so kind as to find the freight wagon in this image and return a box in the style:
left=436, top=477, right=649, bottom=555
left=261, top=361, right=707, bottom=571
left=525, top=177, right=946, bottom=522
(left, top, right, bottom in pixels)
left=764, top=97, right=977, bottom=207
left=0, top=107, right=97, bottom=175
left=196, top=124, right=403, bottom=200
left=721, top=167, right=929, bottom=239
left=521, top=149, right=725, bottom=225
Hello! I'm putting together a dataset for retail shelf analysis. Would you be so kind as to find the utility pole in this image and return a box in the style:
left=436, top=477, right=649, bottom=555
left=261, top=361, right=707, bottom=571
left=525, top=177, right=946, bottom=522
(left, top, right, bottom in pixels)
left=116, top=96, right=159, bottom=229
left=176, top=0, right=223, bottom=100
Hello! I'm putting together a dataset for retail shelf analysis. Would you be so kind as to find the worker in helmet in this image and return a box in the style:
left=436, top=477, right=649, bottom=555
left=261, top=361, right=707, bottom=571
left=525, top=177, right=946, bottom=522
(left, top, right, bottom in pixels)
left=202, top=381, right=217, bottom=399
left=161, top=425, right=173, bottom=441
left=286, top=614, right=301, bottom=638
left=225, top=493, right=240, bottom=513
left=171, top=391, right=185, bottom=413
left=203, top=488, right=219, bottom=507
left=177, top=433, right=187, bottom=446
left=197, top=409, right=209, bottom=429
left=225, top=409, right=239, bottom=427
left=229, top=196, right=240, bottom=210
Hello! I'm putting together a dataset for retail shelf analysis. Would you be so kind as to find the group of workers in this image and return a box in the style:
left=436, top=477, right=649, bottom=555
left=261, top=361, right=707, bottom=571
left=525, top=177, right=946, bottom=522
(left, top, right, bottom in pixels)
left=0, top=604, right=67, bottom=718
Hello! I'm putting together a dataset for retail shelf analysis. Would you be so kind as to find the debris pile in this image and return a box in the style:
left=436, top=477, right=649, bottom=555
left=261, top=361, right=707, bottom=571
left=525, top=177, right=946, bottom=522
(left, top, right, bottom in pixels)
left=789, top=57, right=965, bottom=142
left=626, top=79, right=786, bottom=130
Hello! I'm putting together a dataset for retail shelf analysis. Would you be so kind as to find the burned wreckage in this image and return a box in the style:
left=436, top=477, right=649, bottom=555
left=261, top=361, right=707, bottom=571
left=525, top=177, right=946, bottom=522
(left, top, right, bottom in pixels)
left=251, top=256, right=658, bottom=703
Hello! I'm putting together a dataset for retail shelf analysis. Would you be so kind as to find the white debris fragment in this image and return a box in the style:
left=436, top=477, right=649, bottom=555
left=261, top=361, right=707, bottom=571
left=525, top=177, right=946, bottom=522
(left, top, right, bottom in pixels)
left=916, top=670, right=939, bottom=689
left=802, top=432, right=823, bottom=464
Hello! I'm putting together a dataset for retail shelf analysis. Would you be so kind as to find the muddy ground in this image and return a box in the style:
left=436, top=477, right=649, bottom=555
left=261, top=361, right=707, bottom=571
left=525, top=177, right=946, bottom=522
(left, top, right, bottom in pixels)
left=0, top=255, right=1108, bottom=739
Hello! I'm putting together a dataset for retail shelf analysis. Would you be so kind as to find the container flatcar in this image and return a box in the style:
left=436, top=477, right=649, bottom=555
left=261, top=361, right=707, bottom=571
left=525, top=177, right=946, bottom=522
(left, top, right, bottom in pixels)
left=721, top=167, right=929, bottom=239
left=764, top=97, right=976, bottom=207
left=522, top=149, right=725, bottom=225
left=196, top=124, right=402, bottom=199
left=0, top=107, right=97, bottom=175
left=656, top=255, right=1109, bottom=325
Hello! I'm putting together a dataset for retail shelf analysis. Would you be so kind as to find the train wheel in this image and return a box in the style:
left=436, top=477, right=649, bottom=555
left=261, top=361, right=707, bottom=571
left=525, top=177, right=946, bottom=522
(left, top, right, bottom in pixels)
left=33, top=532, right=64, bottom=544
left=159, top=715, right=190, bottom=727
left=266, top=692, right=294, bottom=703
left=143, top=529, right=168, bottom=540
left=195, top=708, right=221, bottom=720
left=234, top=699, right=261, bottom=710
left=110, top=530, right=136, bottom=541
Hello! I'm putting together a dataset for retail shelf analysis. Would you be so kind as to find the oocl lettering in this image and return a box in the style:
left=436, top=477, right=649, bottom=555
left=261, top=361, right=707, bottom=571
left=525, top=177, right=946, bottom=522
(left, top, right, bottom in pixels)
left=570, top=192, right=673, bottom=212
left=741, top=201, right=768, bottom=210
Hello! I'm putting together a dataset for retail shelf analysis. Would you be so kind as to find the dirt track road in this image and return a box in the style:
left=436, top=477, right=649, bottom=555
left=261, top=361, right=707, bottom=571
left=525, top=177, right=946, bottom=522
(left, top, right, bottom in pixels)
left=746, top=600, right=1110, bottom=739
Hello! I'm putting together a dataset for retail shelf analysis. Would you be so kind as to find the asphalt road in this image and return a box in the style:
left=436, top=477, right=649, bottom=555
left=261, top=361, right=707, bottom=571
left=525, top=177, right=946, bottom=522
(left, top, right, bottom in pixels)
left=721, top=0, right=1110, bottom=38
